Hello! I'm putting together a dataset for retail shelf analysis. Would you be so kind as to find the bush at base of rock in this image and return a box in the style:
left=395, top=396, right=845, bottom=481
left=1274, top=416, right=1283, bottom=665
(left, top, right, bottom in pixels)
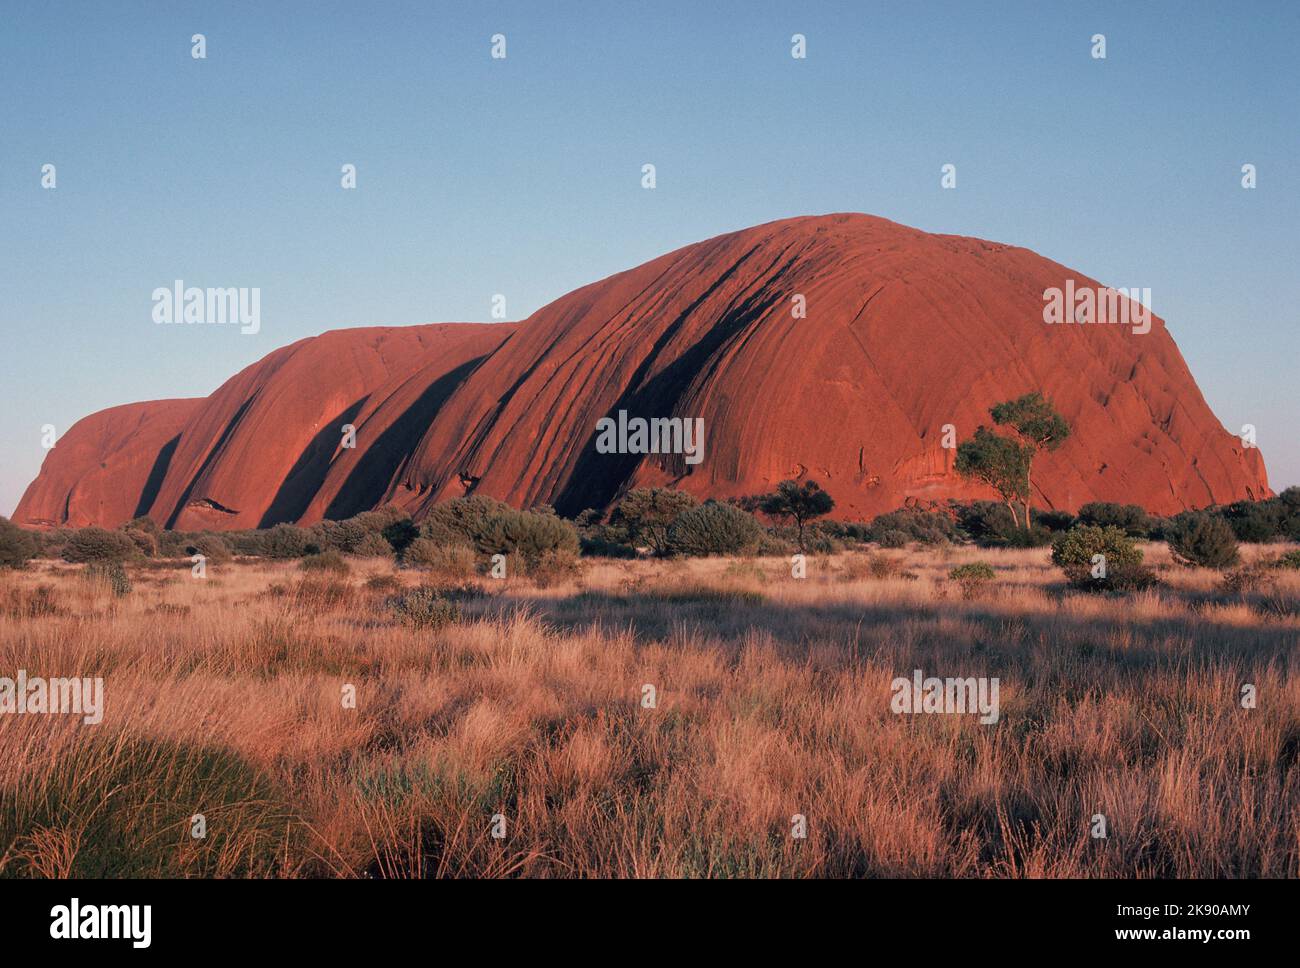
left=1165, top=512, right=1240, bottom=569
left=300, top=550, right=351, bottom=575
left=1075, top=502, right=1154, bottom=538
left=868, top=508, right=959, bottom=546
left=403, top=539, right=478, bottom=579
left=122, top=527, right=159, bottom=558
left=1051, top=525, right=1156, bottom=592
left=0, top=516, right=38, bottom=569
left=419, top=496, right=580, bottom=564
left=666, top=502, right=762, bottom=557
left=955, top=502, right=1051, bottom=548
left=62, top=527, right=139, bottom=563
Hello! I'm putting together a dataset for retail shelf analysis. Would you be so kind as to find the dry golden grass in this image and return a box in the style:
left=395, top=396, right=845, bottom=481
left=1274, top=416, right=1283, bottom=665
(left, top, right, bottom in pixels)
left=0, top=544, right=1297, bottom=878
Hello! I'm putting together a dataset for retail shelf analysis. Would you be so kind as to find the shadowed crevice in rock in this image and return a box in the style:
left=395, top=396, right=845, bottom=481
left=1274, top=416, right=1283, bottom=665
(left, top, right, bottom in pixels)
left=258, top=398, right=368, bottom=528
left=552, top=245, right=799, bottom=516
left=163, top=394, right=260, bottom=529
left=554, top=280, right=788, bottom=516
left=132, top=433, right=181, bottom=520
left=324, top=357, right=486, bottom=521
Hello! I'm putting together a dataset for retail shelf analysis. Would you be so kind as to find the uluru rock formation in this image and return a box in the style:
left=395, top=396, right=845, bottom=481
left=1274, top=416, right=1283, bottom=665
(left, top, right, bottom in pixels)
left=149, top=324, right=511, bottom=531
left=16, top=399, right=203, bottom=528
left=15, top=214, right=1270, bottom=530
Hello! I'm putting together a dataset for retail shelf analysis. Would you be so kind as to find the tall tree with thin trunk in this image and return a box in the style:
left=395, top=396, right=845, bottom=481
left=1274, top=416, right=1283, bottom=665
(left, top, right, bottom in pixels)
left=989, top=392, right=1071, bottom=528
left=955, top=427, right=1031, bottom=528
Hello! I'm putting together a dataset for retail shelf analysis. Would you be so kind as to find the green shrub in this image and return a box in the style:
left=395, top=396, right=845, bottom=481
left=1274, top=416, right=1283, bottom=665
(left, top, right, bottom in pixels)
left=1051, top=525, right=1155, bottom=592
left=1076, top=502, right=1154, bottom=538
left=575, top=508, right=637, bottom=557
left=1034, top=509, right=1076, bottom=533
left=403, top=538, right=478, bottom=578
left=156, top=531, right=186, bottom=557
left=186, top=533, right=233, bottom=563
left=815, top=520, right=873, bottom=544
left=380, top=518, right=419, bottom=555
left=1274, top=550, right=1300, bottom=570
left=802, top=532, right=844, bottom=554
left=1280, top=488, right=1300, bottom=540
left=579, top=533, right=638, bottom=558
left=122, top=527, right=158, bottom=558
left=420, top=495, right=511, bottom=548
left=300, top=550, right=350, bottom=575
left=868, top=508, right=959, bottom=545
left=35, top=528, right=71, bottom=560
left=666, top=502, right=762, bottom=556
left=353, top=505, right=412, bottom=537
left=419, top=497, right=580, bottom=565
left=351, top=532, right=394, bottom=557
left=386, top=587, right=461, bottom=630
left=311, top=513, right=406, bottom=556
left=0, top=516, right=38, bottom=569
left=478, top=506, right=581, bottom=563
left=62, top=527, right=139, bottom=563
left=309, top=519, right=363, bottom=553
left=755, top=532, right=797, bottom=556
left=1219, top=499, right=1285, bottom=542
left=955, top=502, right=1051, bottom=547
left=126, top=515, right=161, bottom=535
left=85, top=561, right=132, bottom=597
left=261, top=523, right=313, bottom=559
left=1001, top=525, right=1053, bottom=548
left=949, top=562, right=996, bottom=599
left=221, top=530, right=269, bottom=556
left=874, top=529, right=909, bottom=549
left=752, top=480, right=835, bottom=551
left=1166, top=512, right=1240, bottom=568
left=609, top=488, right=699, bottom=555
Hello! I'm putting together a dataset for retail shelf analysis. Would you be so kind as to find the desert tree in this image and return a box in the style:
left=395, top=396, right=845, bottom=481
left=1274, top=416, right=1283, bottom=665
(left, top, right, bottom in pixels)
left=955, top=427, right=1031, bottom=528
left=609, top=487, right=698, bottom=555
left=989, top=392, right=1070, bottom=528
left=957, top=392, right=1070, bottom=529
left=755, top=479, right=835, bottom=551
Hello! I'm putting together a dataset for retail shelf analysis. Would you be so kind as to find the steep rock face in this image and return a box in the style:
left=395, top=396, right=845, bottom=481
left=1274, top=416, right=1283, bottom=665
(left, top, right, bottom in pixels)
left=144, top=324, right=515, bottom=531
left=15, top=214, right=1270, bottom=529
left=388, top=214, right=1268, bottom=519
left=14, top=324, right=514, bottom=530
left=295, top=323, right=518, bottom=524
left=14, top=399, right=201, bottom=528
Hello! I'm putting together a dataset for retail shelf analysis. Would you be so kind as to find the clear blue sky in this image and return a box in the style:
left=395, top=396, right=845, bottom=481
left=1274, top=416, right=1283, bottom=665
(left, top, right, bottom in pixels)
left=3, top=0, right=1297, bottom=516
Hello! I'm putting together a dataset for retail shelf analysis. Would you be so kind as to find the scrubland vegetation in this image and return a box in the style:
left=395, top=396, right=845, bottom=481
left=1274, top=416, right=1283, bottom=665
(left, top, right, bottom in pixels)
left=1, top=488, right=1297, bottom=877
